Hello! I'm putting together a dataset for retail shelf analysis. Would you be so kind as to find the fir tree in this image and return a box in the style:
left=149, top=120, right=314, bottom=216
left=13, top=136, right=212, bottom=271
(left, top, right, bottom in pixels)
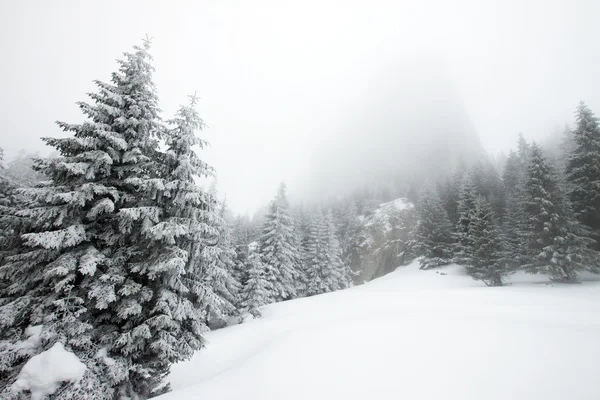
left=523, top=143, right=597, bottom=282
left=517, top=133, right=531, bottom=165
left=413, top=183, right=454, bottom=269
left=323, top=211, right=353, bottom=291
left=259, top=182, right=302, bottom=301
left=303, top=208, right=349, bottom=295
left=240, top=243, right=272, bottom=318
left=502, top=150, right=528, bottom=268
left=336, top=200, right=362, bottom=274
left=565, top=102, right=600, bottom=246
left=454, top=172, right=477, bottom=264
left=465, top=196, right=510, bottom=286
left=199, top=198, right=241, bottom=327
left=0, top=41, right=215, bottom=398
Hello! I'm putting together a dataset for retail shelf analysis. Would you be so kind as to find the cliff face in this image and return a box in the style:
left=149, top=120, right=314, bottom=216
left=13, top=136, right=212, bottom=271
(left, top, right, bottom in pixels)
left=305, top=58, right=484, bottom=200
left=346, top=198, right=418, bottom=282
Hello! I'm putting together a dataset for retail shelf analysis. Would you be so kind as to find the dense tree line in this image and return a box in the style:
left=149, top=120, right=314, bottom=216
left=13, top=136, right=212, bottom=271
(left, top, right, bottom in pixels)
left=413, top=104, right=600, bottom=285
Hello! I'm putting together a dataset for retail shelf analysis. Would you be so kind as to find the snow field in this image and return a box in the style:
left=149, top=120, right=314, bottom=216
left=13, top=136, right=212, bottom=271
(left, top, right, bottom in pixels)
left=160, top=261, right=600, bottom=399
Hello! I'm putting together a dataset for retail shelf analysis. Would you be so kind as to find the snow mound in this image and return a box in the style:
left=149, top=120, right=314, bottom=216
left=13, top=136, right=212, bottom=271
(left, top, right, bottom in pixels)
left=16, top=325, right=43, bottom=351
left=12, top=342, right=87, bottom=400
left=159, top=260, right=600, bottom=400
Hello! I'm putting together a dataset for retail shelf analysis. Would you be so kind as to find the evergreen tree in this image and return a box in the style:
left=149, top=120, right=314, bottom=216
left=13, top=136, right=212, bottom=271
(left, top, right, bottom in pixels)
left=240, top=243, right=272, bottom=318
left=323, top=211, right=353, bottom=291
left=412, top=183, right=454, bottom=269
left=523, top=143, right=597, bottom=282
left=565, top=102, right=600, bottom=246
left=454, top=172, right=477, bottom=264
left=501, top=150, right=527, bottom=268
left=471, top=160, right=505, bottom=219
left=258, top=183, right=302, bottom=301
left=0, top=41, right=215, bottom=398
left=517, top=133, right=531, bottom=165
left=465, top=196, right=510, bottom=286
left=337, top=200, right=362, bottom=273
left=199, top=198, right=241, bottom=327
left=303, top=208, right=350, bottom=295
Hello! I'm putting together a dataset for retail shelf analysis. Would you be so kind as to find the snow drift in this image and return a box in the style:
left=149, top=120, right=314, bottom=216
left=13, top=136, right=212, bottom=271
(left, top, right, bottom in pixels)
left=12, top=342, right=86, bottom=399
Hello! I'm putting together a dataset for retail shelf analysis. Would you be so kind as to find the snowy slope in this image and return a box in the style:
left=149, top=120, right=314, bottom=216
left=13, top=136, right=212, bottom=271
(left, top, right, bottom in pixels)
left=159, top=261, right=600, bottom=400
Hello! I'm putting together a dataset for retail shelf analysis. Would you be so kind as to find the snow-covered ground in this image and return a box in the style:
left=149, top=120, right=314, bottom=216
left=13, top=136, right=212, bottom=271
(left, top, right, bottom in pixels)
left=159, top=261, right=600, bottom=400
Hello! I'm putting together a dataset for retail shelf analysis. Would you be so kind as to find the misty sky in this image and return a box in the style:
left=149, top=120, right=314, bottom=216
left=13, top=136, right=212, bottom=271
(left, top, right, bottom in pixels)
left=2, top=0, right=600, bottom=213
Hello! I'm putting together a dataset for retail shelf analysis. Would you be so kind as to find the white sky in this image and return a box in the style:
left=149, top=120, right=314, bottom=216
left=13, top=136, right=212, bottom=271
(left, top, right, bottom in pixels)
left=1, top=0, right=600, bottom=213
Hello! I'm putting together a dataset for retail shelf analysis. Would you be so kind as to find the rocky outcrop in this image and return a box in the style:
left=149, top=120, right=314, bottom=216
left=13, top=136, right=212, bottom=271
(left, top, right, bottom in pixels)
left=347, top=198, right=417, bottom=282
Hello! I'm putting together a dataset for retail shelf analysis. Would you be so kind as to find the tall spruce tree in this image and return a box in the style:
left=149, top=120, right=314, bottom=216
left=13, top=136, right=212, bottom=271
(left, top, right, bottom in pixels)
left=565, top=102, right=600, bottom=247
left=323, top=211, right=353, bottom=291
left=501, top=150, right=528, bottom=268
left=240, top=243, right=272, bottom=318
left=454, top=172, right=477, bottom=265
left=199, top=198, right=241, bottom=327
left=259, top=182, right=302, bottom=301
left=465, top=196, right=510, bottom=286
left=413, top=183, right=454, bottom=269
left=0, top=41, right=216, bottom=398
left=303, top=208, right=328, bottom=296
left=523, top=143, right=597, bottom=282
left=303, top=208, right=350, bottom=295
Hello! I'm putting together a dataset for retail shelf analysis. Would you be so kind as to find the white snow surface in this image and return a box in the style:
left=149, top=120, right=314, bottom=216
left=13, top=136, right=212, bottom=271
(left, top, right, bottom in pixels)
left=12, top=342, right=87, bottom=400
left=160, top=261, right=600, bottom=400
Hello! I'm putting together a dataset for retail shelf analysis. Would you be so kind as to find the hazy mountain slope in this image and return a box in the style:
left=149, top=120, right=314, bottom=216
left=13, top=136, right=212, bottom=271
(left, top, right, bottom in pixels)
left=158, top=260, right=600, bottom=400
left=304, top=58, right=484, bottom=200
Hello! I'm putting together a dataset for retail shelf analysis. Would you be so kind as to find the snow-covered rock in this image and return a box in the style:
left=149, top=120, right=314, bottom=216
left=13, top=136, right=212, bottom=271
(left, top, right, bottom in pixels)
left=12, top=342, right=87, bottom=400
left=353, top=197, right=417, bottom=281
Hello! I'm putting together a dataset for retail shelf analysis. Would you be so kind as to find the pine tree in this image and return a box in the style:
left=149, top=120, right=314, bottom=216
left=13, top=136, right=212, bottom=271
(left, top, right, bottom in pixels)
left=502, top=150, right=528, bottom=268
left=517, top=133, right=531, bottom=165
left=230, top=213, right=255, bottom=287
left=303, top=208, right=331, bottom=295
left=240, top=243, right=272, bottom=318
left=199, top=198, right=241, bottom=328
left=413, top=183, right=454, bottom=269
left=471, top=160, right=505, bottom=219
left=465, top=196, right=510, bottom=286
left=323, top=211, right=353, bottom=291
left=565, top=102, right=600, bottom=247
left=454, top=172, right=477, bottom=265
left=0, top=41, right=215, bottom=398
left=337, top=200, right=362, bottom=274
left=259, top=182, right=302, bottom=301
left=523, top=143, right=597, bottom=282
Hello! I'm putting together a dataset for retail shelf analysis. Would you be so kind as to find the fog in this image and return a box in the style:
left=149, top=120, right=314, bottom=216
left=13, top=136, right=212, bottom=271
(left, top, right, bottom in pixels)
left=2, top=0, right=600, bottom=213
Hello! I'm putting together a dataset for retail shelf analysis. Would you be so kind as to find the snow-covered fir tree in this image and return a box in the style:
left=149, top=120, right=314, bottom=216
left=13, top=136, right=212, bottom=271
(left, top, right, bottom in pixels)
left=323, top=211, right=353, bottom=291
left=0, top=41, right=218, bottom=398
left=199, top=197, right=241, bottom=328
left=522, top=143, right=598, bottom=282
left=454, top=172, right=477, bottom=265
left=240, top=242, right=272, bottom=318
left=465, top=196, right=510, bottom=286
left=258, top=182, right=302, bottom=301
left=413, top=182, right=454, bottom=269
left=303, top=208, right=327, bottom=296
left=565, top=102, right=600, bottom=247
left=501, top=150, right=528, bottom=268
left=471, top=160, right=504, bottom=219
left=303, top=208, right=351, bottom=295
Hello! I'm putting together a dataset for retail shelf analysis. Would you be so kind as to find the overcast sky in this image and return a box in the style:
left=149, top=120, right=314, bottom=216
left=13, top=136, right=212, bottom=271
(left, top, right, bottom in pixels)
left=1, top=0, right=599, bottom=213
